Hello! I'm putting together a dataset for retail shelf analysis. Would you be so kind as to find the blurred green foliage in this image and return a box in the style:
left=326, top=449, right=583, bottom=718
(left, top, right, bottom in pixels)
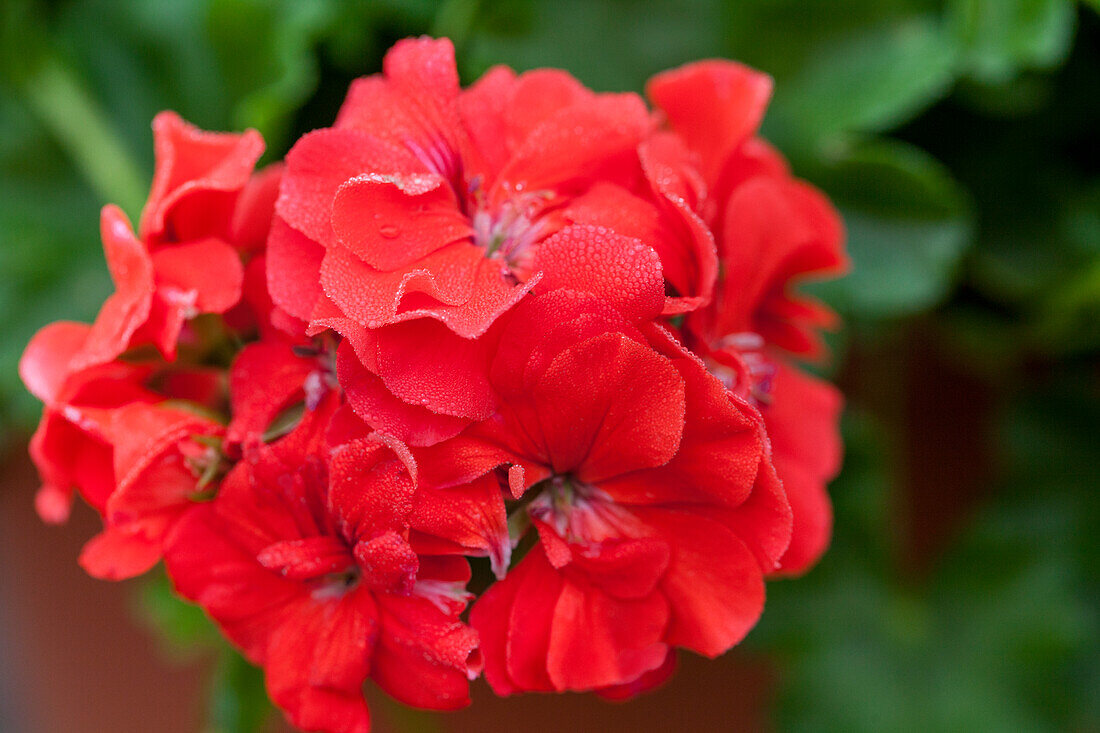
left=1, top=1, right=1098, bottom=731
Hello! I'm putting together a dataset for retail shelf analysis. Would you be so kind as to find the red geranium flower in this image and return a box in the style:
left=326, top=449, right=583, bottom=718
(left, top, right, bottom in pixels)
left=649, top=61, right=849, bottom=573
left=267, top=38, right=723, bottom=434
left=165, top=397, right=481, bottom=733
left=270, top=37, right=655, bottom=336
left=69, top=113, right=268, bottom=371
left=78, top=402, right=225, bottom=580
left=415, top=290, right=791, bottom=693
left=19, top=35, right=853, bottom=723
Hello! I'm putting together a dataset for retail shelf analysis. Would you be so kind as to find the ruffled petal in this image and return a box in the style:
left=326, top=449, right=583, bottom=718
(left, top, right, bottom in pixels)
left=141, top=111, right=265, bottom=244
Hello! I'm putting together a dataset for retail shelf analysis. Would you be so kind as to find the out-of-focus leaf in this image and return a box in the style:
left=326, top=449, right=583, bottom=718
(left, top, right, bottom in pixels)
left=807, top=138, right=974, bottom=319
left=135, top=571, right=220, bottom=655
left=756, top=386, right=1099, bottom=732
left=948, top=0, right=1076, bottom=84
left=721, top=1, right=960, bottom=154
left=206, top=0, right=337, bottom=153
left=762, top=14, right=959, bottom=152
left=22, top=57, right=147, bottom=216
left=0, top=94, right=108, bottom=432
left=465, top=0, right=726, bottom=91
left=967, top=173, right=1095, bottom=308
left=1030, top=255, right=1100, bottom=353
left=208, top=650, right=273, bottom=733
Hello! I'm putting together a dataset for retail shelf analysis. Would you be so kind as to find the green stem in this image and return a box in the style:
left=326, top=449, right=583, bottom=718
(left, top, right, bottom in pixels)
left=22, top=56, right=147, bottom=218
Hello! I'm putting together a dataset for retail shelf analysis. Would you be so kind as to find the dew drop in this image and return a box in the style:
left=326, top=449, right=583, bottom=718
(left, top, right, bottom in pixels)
left=379, top=224, right=399, bottom=238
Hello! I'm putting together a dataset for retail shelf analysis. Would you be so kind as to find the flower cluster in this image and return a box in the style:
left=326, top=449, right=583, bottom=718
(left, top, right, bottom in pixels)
left=20, top=38, right=846, bottom=733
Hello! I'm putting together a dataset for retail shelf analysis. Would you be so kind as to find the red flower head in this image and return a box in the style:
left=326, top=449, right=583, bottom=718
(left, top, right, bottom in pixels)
left=19, top=114, right=284, bottom=550
left=67, top=113, right=277, bottom=373
left=20, top=36, right=852, bottom=722
left=78, top=402, right=225, bottom=580
left=20, top=321, right=231, bottom=579
left=271, top=38, right=657, bottom=335
left=415, top=290, right=791, bottom=693
left=165, top=398, right=481, bottom=733
left=649, top=61, right=849, bottom=573
left=268, top=38, right=724, bottom=439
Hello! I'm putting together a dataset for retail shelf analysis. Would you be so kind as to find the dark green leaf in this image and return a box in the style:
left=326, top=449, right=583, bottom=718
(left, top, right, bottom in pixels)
left=948, top=0, right=1076, bottom=84
left=806, top=138, right=975, bottom=318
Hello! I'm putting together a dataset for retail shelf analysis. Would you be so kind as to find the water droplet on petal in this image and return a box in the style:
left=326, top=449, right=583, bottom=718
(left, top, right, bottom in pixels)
left=379, top=224, right=399, bottom=238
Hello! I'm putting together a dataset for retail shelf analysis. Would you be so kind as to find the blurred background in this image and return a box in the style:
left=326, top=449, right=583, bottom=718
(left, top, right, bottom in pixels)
left=1, top=1, right=1099, bottom=731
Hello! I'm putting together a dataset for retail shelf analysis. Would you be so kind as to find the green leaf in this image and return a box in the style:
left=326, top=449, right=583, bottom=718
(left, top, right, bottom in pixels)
left=0, top=94, right=108, bottom=430
left=135, top=572, right=220, bottom=655
left=948, top=0, right=1076, bottom=84
left=206, top=0, right=337, bottom=152
left=464, top=0, right=726, bottom=91
left=762, top=13, right=960, bottom=152
left=208, top=650, right=274, bottom=733
left=806, top=138, right=975, bottom=319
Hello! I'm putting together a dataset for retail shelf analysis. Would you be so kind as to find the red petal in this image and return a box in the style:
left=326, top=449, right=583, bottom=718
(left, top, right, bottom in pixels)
left=496, top=95, right=650, bottom=192
left=258, top=536, right=355, bottom=581
left=636, top=508, right=766, bottom=657
left=468, top=553, right=526, bottom=696
left=770, top=460, right=833, bottom=576
left=150, top=238, right=244, bottom=314
left=502, top=70, right=594, bottom=153
left=20, top=321, right=90, bottom=404
left=504, top=546, right=562, bottom=692
left=230, top=162, right=283, bottom=252
left=767, top=362, right=843, bottom=486
left=141, top=111, right=265, bottom=244
left=533, top=224, right=665, bottom=322
left=638, top=135, right=718, bottom=311
left=409, top=473, right=509, bottom=575
left=336, top=38, right=465, bottom=180
left=647, top=60, right=772, bottom=186
left=458, top=65, right=517, bottom=176
left=79, top=525, right=163, bottom=580
left=265, top=591, right=375, bottom=733
left=545, top=578, right=670, bottom=691
left=328, top=438, right=417, bottom=540
left=411, top=430, right=516, bottom=491
left=372, top=594, right=478, bottom=710
left=765, top=363, right=842, bottom=574
left=35, top=483, right=73, bottom=524
left=375, top=319, right=497, bottom=420
left=598, top=357, right=761, bottom=509
left=717, top=176, right=847, bottom=356
left=226, top=342, right=315, bottom=451
left=491, top=289, right=639, bottom=401
left=164, top=504, right=308, bottom=661
left=267, top=216, right=326, bottom=323
left=595, top=649, right=677, bottom=701
left=337, top=340, right=470, bottom=447
left=71, top=206, right=154, bottom=370
left=533, top=332, right=685, bottom=482
left=353, top=531, right=419, bottom=593
left=331, top=172, right=472, bottom=271
left=569, top=536, right=671, bottom=600
left=278, top=127, right=423, bottom=248
left=320, top=241, right=533, bottom=337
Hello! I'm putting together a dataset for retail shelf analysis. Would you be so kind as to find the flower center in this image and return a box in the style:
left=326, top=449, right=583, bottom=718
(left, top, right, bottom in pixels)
left=526, top=475, right=637, bottom=545
left=707, top=331, right=776, bottom=406
left=468, top=178, right=555, bottom=271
